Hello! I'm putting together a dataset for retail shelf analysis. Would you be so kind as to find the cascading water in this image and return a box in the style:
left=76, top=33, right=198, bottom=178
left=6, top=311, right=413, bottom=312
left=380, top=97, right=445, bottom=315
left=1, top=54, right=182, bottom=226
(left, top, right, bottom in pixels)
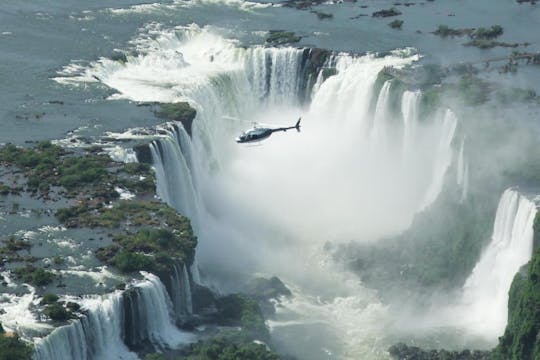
left=169, top=263, right=193, bottom=317
left=456, top=137, right=469, bottom=202
left=149, top=126, right=202, bottom=227
left=123, top=273, right=192, bottom=349
left=460, top=188, right=537, bottom=338
left=34, top=274, right=192, bottom=360
left=56, top=25, right=467, bottom=359
left=34, top=293, right=136, bottom=360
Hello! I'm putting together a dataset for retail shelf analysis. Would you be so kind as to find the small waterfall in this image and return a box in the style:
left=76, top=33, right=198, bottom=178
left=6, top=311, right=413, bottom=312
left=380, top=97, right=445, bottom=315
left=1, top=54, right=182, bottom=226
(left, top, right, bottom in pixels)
left=169, top=263, right=193, bottom=318
left=123, top=273, right=192, bottom=350
left=456, top=137, right=469, bottom=201
left=401, top=90, right=421, bottom=161
left=245, top=47, right=304, bottom=106
left=34, top=274, right=192, bottom=360
left=34, top=293, right=136, bottom=360
left=420, top=109, right=458, bottom=211
left=462, top=188, right=537, bottom=336
left=150, top=126, right=201, bottom=227
left=370, top=81, right=392, bottom=146
left=190, top=256, right=202, bottom=285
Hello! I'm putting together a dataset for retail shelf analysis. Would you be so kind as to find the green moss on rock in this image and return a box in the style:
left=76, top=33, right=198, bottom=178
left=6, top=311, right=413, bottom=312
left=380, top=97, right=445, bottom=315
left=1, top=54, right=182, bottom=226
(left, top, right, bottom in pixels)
left=266, top=31, right=302, bottom=46
left=216, top=294, right=269, bottom=339
left=492, top=245, right=540, bottom=359
left=13, top=266, right=55, bottom=286
left=0, top=332, right=33, bottom=360
left=156, top=103, right=197, bottom=136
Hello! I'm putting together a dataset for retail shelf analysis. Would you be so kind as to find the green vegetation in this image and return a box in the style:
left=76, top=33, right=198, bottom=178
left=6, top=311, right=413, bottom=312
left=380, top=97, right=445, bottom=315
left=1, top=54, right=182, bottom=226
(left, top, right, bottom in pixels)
left=321, top=67, right=337, bottom=81
left=314, top=11, right=333, bottom=20
left=40, top=293, right=59, bottom=305
left=0, top=142, right=153, bottom=197
left=82, top=202, right=197, bottom=272
left=57, top=199, right=194, bottom=234
left=216, top=294, right=269, bottom=339
left=156, top=102, right=196, bottom=123
left=388, top=19, right=403, bottom=29
left=266, top=31, right=302, bottom=46
left=13, top=266, right=55, bottom=286
left=144, top=354, right=165, bottom=360
left=57, top=156, right=108, bottom=189
left=389, top=343, right=489, bottom=359
left=534, top=212, right=540, bottom=249
left=492, top=246, right=540, bottom=359
left=181, top=336, right=280, bottom=360
left=372, top=8, right=401, bottom=17
left=156, top=102, right=197, bottom=136
left=433, top=25, right=474, bottom=37
left=496, top=88, right=538, bottom=104
left=463, top=40, right=519, bottom=49
left=0, top=183, right=11, bottom=196
left=472, top=25, right=503, bottom=40
left=455, top=75, right=491, bottom=105
left=43, top=302, right=73, bottom=322
left=0, top=330, right=33, bottom=360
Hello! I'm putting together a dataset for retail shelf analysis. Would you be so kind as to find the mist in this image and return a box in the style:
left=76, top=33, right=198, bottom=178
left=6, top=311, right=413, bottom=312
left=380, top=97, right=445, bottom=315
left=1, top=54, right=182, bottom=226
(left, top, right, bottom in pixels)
left=58, top=24, right=540, bottom=359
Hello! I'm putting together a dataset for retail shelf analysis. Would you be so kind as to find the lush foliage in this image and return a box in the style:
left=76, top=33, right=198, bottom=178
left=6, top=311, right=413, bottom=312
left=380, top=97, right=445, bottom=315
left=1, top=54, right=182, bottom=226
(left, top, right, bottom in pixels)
left=266, top=31, right=301, bottom=45
left=40, top=293, right=59, bottom=305
left=13, top=266, right=55, bottom=286
left=181, top=337, right=280, bottom=360
left=43, top=303, right=73, bottom=322
left=0, top=333, right=33, bottom=360
left=389, top=19, right=403, bottom=29
left=216, top=294, right=269, bottom=339
left=492, top=245, right=540, bottom=359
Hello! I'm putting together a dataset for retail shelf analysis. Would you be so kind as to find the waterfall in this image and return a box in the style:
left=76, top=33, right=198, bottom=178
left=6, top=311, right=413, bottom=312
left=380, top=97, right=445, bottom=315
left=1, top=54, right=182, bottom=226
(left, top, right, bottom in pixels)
left=245, top=47, right=304, bottom=106
left=370, top=81, right=392, bottom=147
left=457, top=137, right=469, bottom=201
left=419, top=109, right=458, bottom=211
left=401, top=90, right=421, bottom=162
left=461, top=188, right=537, bottom=337
left=34, top=274, right=192, bottom=360
left=149, top=126, right=201, bottom=227
left=34, top=293, right=136, bottom=360
left=123, top=273, right=192, bottom=350
left=169, top=263, right=193, bottom=318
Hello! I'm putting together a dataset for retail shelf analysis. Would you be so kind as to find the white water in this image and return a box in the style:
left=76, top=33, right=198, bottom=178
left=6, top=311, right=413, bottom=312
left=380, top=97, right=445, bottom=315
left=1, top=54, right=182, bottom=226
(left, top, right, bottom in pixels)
left=57, top=25, right=465, bottom=359
left=34, top=292, right=136, bottom=360
left=170, top=263, right=193, bottom=317
left=33, top=274, right=192, bottom=360
left=132, top=272, right=193, bottom=348
left=460, top=188, right=537, bottom=338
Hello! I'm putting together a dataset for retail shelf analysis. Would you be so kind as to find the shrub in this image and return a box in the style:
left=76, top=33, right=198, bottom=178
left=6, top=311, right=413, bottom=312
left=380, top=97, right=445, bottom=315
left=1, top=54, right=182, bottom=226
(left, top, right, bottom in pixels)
left=113, top=250, right=156, bottom=273
left=389, top=19, right=403, bottom=29
left=41, top=293, right=59, bottom=305
left=0, top=333, right=33, bottom=360
left=44, top=303, right=71, bottom=321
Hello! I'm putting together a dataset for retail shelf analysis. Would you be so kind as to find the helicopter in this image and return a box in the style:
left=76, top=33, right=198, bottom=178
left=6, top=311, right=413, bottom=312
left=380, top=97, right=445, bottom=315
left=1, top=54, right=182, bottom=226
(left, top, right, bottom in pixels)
left=235, top=118, right=301, bottom=143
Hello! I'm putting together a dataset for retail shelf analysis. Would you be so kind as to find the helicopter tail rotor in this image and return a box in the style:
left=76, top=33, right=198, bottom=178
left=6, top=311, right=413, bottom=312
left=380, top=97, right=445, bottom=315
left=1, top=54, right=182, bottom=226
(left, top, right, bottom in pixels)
left=295, top=117, right=301, bottom=132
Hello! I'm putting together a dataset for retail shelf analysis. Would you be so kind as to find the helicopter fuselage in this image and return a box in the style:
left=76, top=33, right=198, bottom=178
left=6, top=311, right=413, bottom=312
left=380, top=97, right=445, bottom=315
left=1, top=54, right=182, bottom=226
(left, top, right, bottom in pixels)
left=235, top=118, right=301, bottom=143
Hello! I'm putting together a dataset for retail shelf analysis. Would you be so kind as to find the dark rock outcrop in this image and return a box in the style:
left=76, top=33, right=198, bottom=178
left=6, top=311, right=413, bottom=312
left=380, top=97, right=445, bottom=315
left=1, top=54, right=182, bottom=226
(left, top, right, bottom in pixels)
left=389, top=343, right=490, bottom=360
left=372, top=8, right=402, bottom=17
left=155, top=102, right=197, bottom=137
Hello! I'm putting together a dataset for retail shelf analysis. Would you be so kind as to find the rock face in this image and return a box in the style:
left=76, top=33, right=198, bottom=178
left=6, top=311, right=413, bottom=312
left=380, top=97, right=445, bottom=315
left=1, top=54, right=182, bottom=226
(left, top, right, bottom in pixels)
left=492, top=214, right=540, bottom=360
left=134, top=143, right=152, bottom=164
left=388, top=343, right=490, bottom=360
left=155, top=102, right=197, bottom=137
left=372, top=8, right=402, bottom=17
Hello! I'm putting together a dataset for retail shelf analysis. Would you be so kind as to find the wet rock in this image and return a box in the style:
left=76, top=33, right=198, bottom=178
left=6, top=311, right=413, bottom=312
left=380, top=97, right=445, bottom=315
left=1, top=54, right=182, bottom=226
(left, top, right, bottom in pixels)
left=133, top=143, right=152, bottom=164
left=372, top=7, right=402, bottom=17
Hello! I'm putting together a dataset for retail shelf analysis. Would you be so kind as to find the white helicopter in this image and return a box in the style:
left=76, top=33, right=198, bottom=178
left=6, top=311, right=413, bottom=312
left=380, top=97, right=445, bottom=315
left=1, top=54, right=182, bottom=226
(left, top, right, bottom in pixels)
left=234, top=118, right=301, bottom=144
